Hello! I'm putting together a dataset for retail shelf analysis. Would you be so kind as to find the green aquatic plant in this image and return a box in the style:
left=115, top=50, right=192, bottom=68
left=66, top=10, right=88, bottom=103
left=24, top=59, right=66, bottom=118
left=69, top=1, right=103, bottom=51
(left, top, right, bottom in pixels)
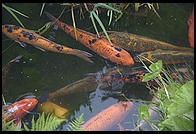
left=23, top=113, right=66, bottom=131
left=2, top=3, right=29, bottom=28
left=89, top=3, right=122, bottom=44
left=137, top=59, right=194, bottom=131
left=67, top=113, right=85, bottom=131
left=2, top=112, right=66, bottom=131
left=115, top=3, right=160, bottom=22
left=2, top=112, right=21, bottom=131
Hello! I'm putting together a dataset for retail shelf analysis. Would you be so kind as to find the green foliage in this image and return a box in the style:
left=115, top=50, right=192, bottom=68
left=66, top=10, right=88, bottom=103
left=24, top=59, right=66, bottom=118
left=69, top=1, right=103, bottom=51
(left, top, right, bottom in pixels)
left=67, top=113, right=85, bottom=131
left=2, top=3, right=29, bottom=28
left=24, top=112, right=66, bottom=131
left=2, top=113, right=21, bottom=131
left=139, top=59, right=194, bottom=131
left=35, top=22, right=52, bottom=35
left=2, top=112, right=66, bottom=131
left=158, top=80, right=194, bottom=131
left=142, top=60, right=162, bottom=82
left=138, top=104, right=150, bottom=120
left=90, top=3, right=122, bottom=44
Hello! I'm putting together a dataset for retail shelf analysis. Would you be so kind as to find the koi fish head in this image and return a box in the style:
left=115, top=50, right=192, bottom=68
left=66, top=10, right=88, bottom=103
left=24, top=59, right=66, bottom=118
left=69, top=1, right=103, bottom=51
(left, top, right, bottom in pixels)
left=2, top=98, right=38, bottom=123
left=110, top=47, right=134, bottom=66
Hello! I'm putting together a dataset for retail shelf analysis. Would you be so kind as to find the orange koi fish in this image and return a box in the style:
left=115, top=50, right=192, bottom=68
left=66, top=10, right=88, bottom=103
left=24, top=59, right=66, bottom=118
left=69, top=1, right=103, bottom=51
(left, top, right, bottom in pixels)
left=187, top=8, right=194, bottom=48
left=80, top=101, right=133, bottom=131
left=2, top=24, right=93, bottom=63
left=2, top=98, right=38, bottom=126
left=45, top=12, right=134, bottom=66
left=134, top=49, right=194, bottom=64
left=99, top=31, right=193, bottom=52
left=2, top=55, right=22, bottom=88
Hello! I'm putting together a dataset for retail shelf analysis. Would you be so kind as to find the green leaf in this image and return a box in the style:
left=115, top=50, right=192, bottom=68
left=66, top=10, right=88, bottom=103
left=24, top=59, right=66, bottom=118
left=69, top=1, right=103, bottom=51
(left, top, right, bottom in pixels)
left=142, top=71, right=159, bottom=82
left=142, top=60, right=163, bottom=82
left=167, top=80, right=194, bottom=117
left=138, top=104, right=150, bottom=120
left=149, top=60, right=162, bottom=73
left=31, top=113, right=66, bottom=131
left=67, top=113, right=85, bottom=131
left=160, top=116, right=194, bottom=131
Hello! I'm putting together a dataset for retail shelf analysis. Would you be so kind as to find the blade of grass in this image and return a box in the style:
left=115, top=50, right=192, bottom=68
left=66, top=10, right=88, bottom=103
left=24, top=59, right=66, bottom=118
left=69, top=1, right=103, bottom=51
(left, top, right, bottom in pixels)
left=40, top=3, right=45, bottom=16
left=92, top=11, right=112, bottom=44
left=5, top=4, right=29, bottom=18
left=90, top=11, right=99, bottom=37
left=108, top=10, right=113, bottom=26
left=94, top=3, right=122, bottom=13
left=115, top=3, right=130, bottom=22
left=71, top=6, right=78, bottom=40
left=2, top=4, right=27, bottom=28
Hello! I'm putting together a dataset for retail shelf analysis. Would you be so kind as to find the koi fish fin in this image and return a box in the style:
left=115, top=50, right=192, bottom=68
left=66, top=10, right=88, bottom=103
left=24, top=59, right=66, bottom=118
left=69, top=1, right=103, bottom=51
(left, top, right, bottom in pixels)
left=72, top=49, right=94, bottom=63
left=117, top=123, right=124, bottom=131
left=34, top=46, right=46, bottom=52
left=33, top=91, right=49, bottom=113
left=45, top=12, right=58, bottom=22
left=15, top=40, right=27, bottom=48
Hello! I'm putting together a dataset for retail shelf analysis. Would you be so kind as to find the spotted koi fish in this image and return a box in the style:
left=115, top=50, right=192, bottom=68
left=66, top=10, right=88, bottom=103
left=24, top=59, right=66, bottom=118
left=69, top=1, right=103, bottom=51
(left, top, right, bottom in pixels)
left=2, top=55, right=22, bottom=88
left=80, top=101, right=133, bottom=131
left=2, top=98, right=38, bottom=126
left=94, top=65, right=193, bottom=90
left=2, top=24, right=93, bottom=63
left=134, top=49, right=194, bottom=64
left=45, top=12, right=134, bottom=66
left=99, top=31, right=193, bottom=52
left=187, top=8, right=194, bottom=48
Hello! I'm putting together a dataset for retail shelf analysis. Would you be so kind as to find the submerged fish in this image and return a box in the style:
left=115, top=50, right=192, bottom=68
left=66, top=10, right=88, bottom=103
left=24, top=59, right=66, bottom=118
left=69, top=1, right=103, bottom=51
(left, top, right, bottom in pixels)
left=2, top=24, right=93, bottom=63
left=187, top=8, right=194, bottom=48
left=91, top=65, right=194, bottom=90
left=38, top=101, right=69, bottom=119
left=99, top=31, right=193, bottom=52
left=2, top=98, right=38, bottom=126
left=45, top=12, right=134, bottom=66
left=48, top=76, right=98, bottom=100
left=80, top=101, right=133, bottom=131
left=2, top=55, right=22, bottom=88
left=134, top=49, right=194, bottom=64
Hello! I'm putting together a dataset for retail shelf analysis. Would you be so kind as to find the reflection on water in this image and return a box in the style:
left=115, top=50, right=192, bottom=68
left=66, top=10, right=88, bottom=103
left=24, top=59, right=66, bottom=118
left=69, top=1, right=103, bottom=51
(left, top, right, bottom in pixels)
left=2, top=3, right=193, bottom=131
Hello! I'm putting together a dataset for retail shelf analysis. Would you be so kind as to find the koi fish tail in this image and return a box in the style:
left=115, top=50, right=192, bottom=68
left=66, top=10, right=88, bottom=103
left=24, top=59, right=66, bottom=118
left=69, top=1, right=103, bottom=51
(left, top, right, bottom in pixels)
left=71, top=49, right=94, bottom=63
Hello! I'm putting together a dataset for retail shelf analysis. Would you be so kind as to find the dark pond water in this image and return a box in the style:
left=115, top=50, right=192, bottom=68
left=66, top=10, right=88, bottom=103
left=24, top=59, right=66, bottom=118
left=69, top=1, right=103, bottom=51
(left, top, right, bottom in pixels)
left=2, top=3, right=193, bottom=131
